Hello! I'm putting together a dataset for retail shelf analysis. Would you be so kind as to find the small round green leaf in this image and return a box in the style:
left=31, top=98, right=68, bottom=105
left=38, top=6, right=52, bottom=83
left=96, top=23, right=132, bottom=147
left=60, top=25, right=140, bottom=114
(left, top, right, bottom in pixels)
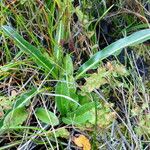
left=35, top=107, right=59, bottom=126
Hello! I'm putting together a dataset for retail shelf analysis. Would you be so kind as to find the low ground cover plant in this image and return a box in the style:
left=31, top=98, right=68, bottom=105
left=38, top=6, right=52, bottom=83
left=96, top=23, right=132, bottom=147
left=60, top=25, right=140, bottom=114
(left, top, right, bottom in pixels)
left=0, top=0, right=150, bottom=149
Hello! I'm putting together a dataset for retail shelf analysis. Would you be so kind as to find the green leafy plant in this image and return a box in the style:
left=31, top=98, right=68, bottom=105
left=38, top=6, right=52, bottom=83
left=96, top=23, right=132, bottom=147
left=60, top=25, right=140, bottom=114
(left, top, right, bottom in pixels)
left=35, top=107, right=59, bottom=126
left=1, top=107, right=28, bottom=132
left=55, top=81, right=79, bottom=116
left=0, top=88, right=43, bottom=131
left=82, top=61, right=129, bottom=93
left=1, top=0, right=150, bottom=149
left=1, top=25, right=150, bottom=128
left=62, top=102, right=96, bottom=125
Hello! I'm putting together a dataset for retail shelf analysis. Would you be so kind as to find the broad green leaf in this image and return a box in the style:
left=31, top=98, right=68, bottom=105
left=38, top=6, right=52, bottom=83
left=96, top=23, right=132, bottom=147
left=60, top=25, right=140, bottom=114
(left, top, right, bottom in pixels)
left=68, top=87, right=79, bottom=110
left=1, top=25, right=57, bottom=78
left=55, top=82, right=70, bottom=115
left=35, top=107, right=59, bottom=126
left=59, top=54, right=74, bottom=79
left=62, top=111, right=92, bottom=124
left=55, top=81, right=78, bottom=115
left=57, top=54, right=77, bottom=114
left=78, top=93, right=91, bottom=105
left=62, top=102, right=95, bottom=125
left=63, top=54, right=73, bottom=76
left=3, top=107, right=28, bottom=128
left=76, top=29, right=150, bottom=79
left=68, top=102, right=95, bottom=117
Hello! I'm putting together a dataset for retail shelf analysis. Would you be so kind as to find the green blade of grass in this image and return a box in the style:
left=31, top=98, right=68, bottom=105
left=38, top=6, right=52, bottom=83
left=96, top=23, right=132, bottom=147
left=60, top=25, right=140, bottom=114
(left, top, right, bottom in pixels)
left=76, top=29, right=150, bottom=79
left=1, top=25, right=57, bottom=78
left=13, top=88, right=38, bottom=108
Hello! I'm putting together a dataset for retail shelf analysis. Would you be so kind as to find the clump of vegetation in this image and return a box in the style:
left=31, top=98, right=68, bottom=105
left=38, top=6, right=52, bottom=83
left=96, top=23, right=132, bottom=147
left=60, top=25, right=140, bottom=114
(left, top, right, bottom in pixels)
left=0, top=0, right=150, bottom=149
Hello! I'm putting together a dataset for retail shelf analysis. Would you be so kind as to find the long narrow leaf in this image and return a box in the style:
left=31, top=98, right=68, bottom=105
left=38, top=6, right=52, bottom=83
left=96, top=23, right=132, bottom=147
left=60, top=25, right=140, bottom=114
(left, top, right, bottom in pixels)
left=13, top=88, right=38, bottom=108
left=76, top=29, right=150, bottom=79
left=1, top=25, right=57, bottom=78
